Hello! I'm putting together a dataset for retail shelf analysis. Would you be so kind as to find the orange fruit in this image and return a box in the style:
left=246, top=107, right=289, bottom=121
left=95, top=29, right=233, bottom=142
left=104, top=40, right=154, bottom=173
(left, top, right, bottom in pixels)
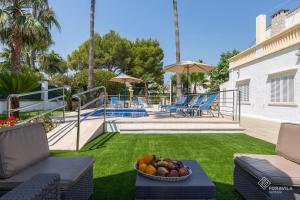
left=139, top=163, right=147, bottom=172
left=138, top=157, right=145, bottom=165
left=145, top=165, right=157, bottom=176
left=143, top=153, right=154, bottom=164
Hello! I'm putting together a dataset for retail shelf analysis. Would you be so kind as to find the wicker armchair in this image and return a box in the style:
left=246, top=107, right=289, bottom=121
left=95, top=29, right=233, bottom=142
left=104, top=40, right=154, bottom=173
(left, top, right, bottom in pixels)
left=0, top=123, right=94, bottom=200
left=0, top=174, right=60, bottom=200
left=234, top=123, right=300, bottom=200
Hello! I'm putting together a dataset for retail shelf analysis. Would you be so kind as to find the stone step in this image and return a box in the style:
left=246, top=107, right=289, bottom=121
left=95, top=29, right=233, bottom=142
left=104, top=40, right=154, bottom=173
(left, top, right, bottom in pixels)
left=120, top=128, right=245, bottom=134
left=106, top=120, right=244, bottom=134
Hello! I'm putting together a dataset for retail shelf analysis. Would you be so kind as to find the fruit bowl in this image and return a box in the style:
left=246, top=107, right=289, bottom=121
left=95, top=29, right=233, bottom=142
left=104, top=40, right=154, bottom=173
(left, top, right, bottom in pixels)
left=134, top=154, right=192, bottom=182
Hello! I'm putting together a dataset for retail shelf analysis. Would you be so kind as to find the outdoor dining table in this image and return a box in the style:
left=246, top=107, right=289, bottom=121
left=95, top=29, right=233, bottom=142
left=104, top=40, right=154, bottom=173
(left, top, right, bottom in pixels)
left=135, top=160, right=216, bottom=200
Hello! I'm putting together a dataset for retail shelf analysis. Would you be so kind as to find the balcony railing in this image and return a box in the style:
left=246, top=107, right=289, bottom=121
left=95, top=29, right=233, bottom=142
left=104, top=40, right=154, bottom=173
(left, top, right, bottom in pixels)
left=230, top=23, right=300, bottom=69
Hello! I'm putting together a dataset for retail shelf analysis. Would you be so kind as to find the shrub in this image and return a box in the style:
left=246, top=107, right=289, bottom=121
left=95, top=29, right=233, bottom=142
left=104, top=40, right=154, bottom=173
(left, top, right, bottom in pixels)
left=71, top=69, right=123, bottom=95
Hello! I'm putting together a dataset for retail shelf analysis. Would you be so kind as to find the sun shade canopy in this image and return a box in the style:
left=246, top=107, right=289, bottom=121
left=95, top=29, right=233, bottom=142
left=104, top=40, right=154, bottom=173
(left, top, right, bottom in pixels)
left=110, top=74, right=143, bottom=84
left=164, top=60, right=214, bottom=74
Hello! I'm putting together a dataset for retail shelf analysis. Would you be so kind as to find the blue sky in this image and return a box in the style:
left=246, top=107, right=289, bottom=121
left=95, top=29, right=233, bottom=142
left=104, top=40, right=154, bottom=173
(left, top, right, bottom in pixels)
left=49, top=0, right=300, bottom=82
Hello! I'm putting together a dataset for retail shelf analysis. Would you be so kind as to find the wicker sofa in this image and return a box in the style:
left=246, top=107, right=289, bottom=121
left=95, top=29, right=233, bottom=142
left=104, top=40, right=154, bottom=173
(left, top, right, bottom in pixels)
left=0, top=123, right=94, bottom=200
left=234, top=123, right=300, bottom=200
left=0, top=174, right=60, bottom=200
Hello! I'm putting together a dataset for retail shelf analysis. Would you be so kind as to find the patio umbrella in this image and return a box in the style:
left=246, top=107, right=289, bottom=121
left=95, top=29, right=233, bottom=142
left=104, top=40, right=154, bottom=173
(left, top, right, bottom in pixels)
left=164, top=60, right=213, bottom=99
left=110, top=74, right=143, bottom=107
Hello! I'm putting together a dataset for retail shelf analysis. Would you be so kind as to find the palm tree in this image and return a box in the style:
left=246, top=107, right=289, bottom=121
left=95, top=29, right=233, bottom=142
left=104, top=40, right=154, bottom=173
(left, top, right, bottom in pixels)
left=173, top=0, right=182, bottom=98
left=39, top=51, right=67, bottom=78
left=88, top=0, right=96, bottom=89
left=0, top=0, right=60, bottom=74
left=190, top=73, right=209, bottom=93
left=0, top=47, right=11, bottom=71
left=0, top=71, right=39, bottom=117
left=29, top=4, right=60, bottom=69
left=64, top=89, right=73, bottom=111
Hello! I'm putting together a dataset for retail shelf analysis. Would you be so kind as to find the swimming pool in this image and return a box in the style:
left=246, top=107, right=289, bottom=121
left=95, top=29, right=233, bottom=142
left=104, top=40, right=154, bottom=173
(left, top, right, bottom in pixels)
left=82, top=109, right=149, bottom=118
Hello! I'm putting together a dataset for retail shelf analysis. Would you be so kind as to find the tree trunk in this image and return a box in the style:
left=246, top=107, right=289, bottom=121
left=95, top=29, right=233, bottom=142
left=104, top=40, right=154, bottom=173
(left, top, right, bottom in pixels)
left=193, top=83, right=197, bottom=94
left=10, top=8, right=22, bottom=74
left=30, top=49, right=36, bottom=70
left=10, top=35, right=22, bottom=74
left=67, top=98, right=73, bottom=111
left=30, top=7, right=37, bottom=70
left=144, top=82, right=149, bottom=103
left=173, top=0, right=182, bottom=98
left=88, top=0, right=96, bottom=90
left=26, top=49, right=36, bottom=70
left=10, top=97, right=20, bottom=118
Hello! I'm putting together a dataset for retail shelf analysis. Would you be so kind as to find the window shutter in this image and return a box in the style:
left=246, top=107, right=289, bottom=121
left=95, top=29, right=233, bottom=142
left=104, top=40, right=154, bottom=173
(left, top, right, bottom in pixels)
left=237, top=82, right=249, bottom=102
left=275, top=78, right=280, bottom=102
left=271, top=79, right=275, bottom=102
left=270, top=75, right=294, bottom=104
left=289, top=76, right=294, bottom=103
left=282, top=77, right=288, bottom=102
left=245, top=84, right=249, bottom=102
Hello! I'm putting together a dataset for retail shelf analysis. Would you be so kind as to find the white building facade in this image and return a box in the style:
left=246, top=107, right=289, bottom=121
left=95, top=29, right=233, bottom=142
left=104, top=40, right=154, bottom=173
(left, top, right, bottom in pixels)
left=221, top=7, right=300, bottom=122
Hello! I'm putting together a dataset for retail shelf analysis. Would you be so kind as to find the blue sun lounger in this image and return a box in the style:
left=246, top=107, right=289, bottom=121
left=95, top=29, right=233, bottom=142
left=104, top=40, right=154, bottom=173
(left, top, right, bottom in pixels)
left=187, top=93, right=219, bottom=116
left=192, top=95, right=206, bottom=108
left=181, top=95, right=206, bottom=116
left=175, top=95, right=197, bottom=111
left=160, top=96, right=186, bottom=111
left=110, top=96, right=122, bottom=108
left=132, top=96, right=144, bottom=108
left=168, top=95, right=194, bottom=113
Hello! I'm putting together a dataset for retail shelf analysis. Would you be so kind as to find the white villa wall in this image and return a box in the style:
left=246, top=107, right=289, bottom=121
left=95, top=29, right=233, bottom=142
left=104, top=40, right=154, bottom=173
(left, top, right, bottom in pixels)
left=266, top=28, right=271, bottom=39
left=286, top=8, right=300, bottom=28
left=221, top=44, right=300, bottom=122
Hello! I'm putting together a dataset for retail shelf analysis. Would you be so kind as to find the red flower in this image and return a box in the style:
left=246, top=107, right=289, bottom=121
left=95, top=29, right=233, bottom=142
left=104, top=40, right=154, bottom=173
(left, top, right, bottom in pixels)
left=10, top=123, right=14, bottom=127
left=7, top=116, right=16, bottom=121
left=0, top=120, right=7, bottom=125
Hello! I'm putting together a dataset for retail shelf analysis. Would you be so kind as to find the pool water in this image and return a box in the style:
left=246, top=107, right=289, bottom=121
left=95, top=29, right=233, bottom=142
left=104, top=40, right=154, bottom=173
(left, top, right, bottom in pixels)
left=82, top=109, right=149, bottom=118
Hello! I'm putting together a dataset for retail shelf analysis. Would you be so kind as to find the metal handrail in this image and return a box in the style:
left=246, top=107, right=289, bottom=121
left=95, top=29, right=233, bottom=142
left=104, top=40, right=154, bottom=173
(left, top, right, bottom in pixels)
left=9, top=95, right=64, bottom=112
left=7, top=87, right=66, bottom=123
left=9, top=87, right=65, bottom=98
left=72, top=86, right=107, bottom=151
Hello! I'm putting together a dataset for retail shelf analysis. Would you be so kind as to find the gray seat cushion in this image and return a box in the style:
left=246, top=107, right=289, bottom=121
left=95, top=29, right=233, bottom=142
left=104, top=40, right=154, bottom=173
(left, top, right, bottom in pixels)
left=0, top=123, right=49, bottom=179
left=235, top=154, right=300, bottom=186
left=276, top=123, right=300, bottom=164
left=0, top=156, right=94, bottom=190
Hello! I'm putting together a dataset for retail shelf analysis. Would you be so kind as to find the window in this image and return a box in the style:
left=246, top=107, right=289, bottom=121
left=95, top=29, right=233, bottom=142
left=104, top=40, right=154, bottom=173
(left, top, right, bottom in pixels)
left=270, top=75, right=294, bottom=103
left=237, top=82, right=249, bottom=103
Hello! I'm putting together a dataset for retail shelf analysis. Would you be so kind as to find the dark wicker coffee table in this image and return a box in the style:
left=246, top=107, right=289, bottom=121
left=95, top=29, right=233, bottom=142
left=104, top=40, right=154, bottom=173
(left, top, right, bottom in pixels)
left=135, top=160, right=216, bottom=200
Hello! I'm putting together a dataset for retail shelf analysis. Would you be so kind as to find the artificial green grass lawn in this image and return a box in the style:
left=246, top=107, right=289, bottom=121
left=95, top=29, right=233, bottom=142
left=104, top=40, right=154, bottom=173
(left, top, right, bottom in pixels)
left=51, top=133, right=275, bottom=200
